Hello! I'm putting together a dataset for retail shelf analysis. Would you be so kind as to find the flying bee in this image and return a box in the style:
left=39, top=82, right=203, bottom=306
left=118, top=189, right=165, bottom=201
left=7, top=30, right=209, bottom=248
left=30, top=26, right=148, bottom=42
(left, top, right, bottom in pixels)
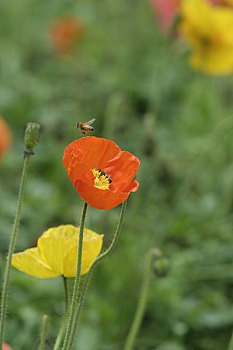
left=98, top=169, right=112, bottom=183
left=75, top=118, right=96, bottom=135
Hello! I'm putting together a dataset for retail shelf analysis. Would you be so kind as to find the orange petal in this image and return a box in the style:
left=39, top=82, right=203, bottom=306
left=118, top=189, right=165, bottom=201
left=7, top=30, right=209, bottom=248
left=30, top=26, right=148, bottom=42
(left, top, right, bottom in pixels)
left=63, top=153, right=92, bottom=186
left=104, top=151, right=140, bottom=191
left=74, top=180, right=132, bottom=210
left=123, top=179, right=139, bottom=193
left=63, top=137, right=121, bottom=171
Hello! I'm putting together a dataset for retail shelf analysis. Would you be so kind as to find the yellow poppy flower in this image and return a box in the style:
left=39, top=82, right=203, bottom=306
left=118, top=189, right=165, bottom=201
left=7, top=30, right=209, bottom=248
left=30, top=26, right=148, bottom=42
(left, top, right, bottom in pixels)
left=12, top=225, right=103, bottom=278
left=179, top=0, right=233, bottom=75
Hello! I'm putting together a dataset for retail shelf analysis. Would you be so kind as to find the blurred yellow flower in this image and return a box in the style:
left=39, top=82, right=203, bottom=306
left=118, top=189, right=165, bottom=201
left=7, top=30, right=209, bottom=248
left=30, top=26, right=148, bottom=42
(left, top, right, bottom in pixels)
left=179, top=0, right=233, bottom=75
left=12, top=225, right=103, bottom=278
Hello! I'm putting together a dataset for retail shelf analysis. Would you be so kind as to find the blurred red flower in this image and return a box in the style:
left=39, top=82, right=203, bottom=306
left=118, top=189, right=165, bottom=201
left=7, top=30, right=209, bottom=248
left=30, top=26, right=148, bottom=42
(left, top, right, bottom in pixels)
left=2, top=343, right=13, bottom=350
left=50, top=17, right=84, bottom=54
left=149, top=0, right=180, bottom=32
left=0, top=116, right=12, bottom=163
left=63, top=137, right=140, bottom=210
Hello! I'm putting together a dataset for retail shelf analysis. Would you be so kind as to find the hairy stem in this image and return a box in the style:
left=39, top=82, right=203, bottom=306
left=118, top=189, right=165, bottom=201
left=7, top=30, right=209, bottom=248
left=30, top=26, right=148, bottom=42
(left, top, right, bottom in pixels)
left=62, top=201, right=88, bottom=350
left=69, top=200, right=127, bottom=347
left=39, top=314, right=49, bottom=350
left=0, top=154, right=30, bottom=346
left=53, top=277, right=69, bottom=350
left=123, top=249, right=160, bottom=350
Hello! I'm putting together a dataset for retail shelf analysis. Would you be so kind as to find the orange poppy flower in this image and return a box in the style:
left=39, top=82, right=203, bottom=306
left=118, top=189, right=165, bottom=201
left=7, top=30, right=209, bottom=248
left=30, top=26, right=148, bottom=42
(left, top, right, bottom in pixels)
left=50, top=17, right=84, bottom=54
left=63, top=137, right=140, bottom=210
left=0, top=116, right=12, bottom=163
left=2, top=343, right=13, bottom=350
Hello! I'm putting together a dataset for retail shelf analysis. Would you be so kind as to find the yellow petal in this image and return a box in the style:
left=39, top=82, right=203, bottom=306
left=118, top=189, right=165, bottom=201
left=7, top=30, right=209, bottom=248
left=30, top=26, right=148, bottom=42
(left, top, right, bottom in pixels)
left=37, top=225, right=79, bottom=275
left=63, top=228, right=103, bottom=277
left=190, top=43, right=233, bottom=74
left=12, top=248, right=58, bottom=278
left=180, top=0, right=213, bottom=38
left=180, top=0, right=233, bottom=75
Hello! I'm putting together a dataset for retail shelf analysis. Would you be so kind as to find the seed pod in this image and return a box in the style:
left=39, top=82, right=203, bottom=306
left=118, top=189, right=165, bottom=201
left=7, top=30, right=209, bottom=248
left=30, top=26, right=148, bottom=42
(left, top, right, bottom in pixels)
left=152, top=255, right=170, bottom=278
left=24, top=122, right=40, bottom=154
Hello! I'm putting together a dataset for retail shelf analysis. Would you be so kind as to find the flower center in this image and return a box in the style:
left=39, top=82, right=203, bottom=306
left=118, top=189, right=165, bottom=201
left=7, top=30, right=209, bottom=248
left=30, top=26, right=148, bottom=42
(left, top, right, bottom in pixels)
left=92, top=169, right=111, bottom=190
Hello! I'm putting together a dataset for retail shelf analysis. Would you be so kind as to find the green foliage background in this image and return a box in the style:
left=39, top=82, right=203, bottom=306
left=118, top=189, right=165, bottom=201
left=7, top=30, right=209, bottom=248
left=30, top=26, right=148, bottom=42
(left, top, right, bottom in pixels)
left=0, top=0, right=233, bottom=349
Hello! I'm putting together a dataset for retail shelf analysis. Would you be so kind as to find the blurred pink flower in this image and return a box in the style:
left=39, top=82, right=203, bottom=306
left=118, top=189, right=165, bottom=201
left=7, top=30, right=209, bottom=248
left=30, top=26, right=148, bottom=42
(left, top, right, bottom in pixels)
left=149, top=0, right=180, bottom=32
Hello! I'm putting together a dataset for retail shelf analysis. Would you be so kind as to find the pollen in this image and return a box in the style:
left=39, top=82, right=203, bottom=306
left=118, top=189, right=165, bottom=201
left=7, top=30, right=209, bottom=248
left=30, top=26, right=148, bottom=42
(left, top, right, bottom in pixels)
left=92, top=169, right=111, bottom=190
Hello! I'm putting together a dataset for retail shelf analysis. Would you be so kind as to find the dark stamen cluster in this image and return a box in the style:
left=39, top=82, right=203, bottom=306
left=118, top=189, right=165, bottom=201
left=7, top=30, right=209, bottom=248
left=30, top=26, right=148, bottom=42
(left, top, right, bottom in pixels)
left=98, top=169, right=112, bottom=183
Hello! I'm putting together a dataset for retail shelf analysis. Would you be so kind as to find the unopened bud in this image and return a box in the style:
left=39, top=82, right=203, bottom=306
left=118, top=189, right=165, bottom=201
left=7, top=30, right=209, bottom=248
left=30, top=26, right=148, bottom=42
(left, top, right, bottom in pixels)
left=24, top=122, right=40, bottom=155
left=152, top=255, right=170, bottom=278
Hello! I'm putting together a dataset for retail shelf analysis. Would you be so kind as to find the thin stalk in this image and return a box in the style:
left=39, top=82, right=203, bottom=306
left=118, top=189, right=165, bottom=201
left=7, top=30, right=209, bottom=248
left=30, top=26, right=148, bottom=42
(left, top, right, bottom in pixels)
left=39, top=314, right=49, bottom=350
left=69, top=200, right=127, bottom=347
left=228, top=330, right=233, bottom=350
left=123, top=249, right=158, bottom=350
left=53, top=277, right=69, bottom=350
left=0, top=154, right=30, bottom=346
left=62, top=201, right=88, bottom=350
left=63, top=277, right=69, bottom=314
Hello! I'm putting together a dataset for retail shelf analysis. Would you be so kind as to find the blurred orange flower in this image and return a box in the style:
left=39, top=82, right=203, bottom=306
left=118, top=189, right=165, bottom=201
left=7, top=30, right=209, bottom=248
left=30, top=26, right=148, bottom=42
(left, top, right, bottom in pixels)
left=2, top=343, right=13, bottom=350
left=50, top=17, right=84, bottom=54
left=63, top=137, right=140, bottom=210
left=0, top=116, right=12, bottom=163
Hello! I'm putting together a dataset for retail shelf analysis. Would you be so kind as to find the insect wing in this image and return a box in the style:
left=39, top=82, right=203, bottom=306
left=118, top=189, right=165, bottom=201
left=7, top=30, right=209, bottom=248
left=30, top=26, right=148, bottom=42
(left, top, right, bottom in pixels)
left=86, top=118, right=96, bottom=126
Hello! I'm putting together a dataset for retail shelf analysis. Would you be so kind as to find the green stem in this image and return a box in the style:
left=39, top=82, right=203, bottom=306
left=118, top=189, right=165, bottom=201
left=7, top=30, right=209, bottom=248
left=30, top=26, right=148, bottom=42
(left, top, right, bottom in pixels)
left=228, top=330, right=233, bottom=350
left=63, top=277, right=69, bottom=315
left=53, top=277, right=69, bottom=350
left=123, top=249, right=159, bottom=350
left=69, top=200, right=127, bottom=348
left=62, top=201, right=88, bottom=350
left=40, top=314, right=49, bottom=350
left=0, top=154, right=30, bottom=346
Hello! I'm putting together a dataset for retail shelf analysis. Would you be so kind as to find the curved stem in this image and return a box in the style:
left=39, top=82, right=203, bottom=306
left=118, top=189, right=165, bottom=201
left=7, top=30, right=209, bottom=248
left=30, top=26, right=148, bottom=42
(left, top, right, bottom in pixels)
left=69, top=200, right=127, bottom=347
left=53, top=277, right=69, bottom=350
left=62, top=201, right=88, bottom=350
left=0, top=154, right=30, bottom=346
left=123, top=249, right=160, bottom=350
left=39, top=314, right=49, bottom=350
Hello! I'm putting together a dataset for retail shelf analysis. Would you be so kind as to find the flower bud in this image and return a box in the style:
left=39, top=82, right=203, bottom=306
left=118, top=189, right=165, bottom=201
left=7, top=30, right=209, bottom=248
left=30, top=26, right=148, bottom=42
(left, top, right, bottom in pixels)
left=24, top=122, right=40, bottom=153
left=152, top=255, right=170, bottom=278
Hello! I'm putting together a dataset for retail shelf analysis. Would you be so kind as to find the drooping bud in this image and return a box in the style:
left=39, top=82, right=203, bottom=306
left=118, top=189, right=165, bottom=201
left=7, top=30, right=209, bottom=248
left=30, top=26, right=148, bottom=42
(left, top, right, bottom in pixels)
left=152, top=254, right=170, bottom=278
left=24, top=122, right=40, bottom=155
